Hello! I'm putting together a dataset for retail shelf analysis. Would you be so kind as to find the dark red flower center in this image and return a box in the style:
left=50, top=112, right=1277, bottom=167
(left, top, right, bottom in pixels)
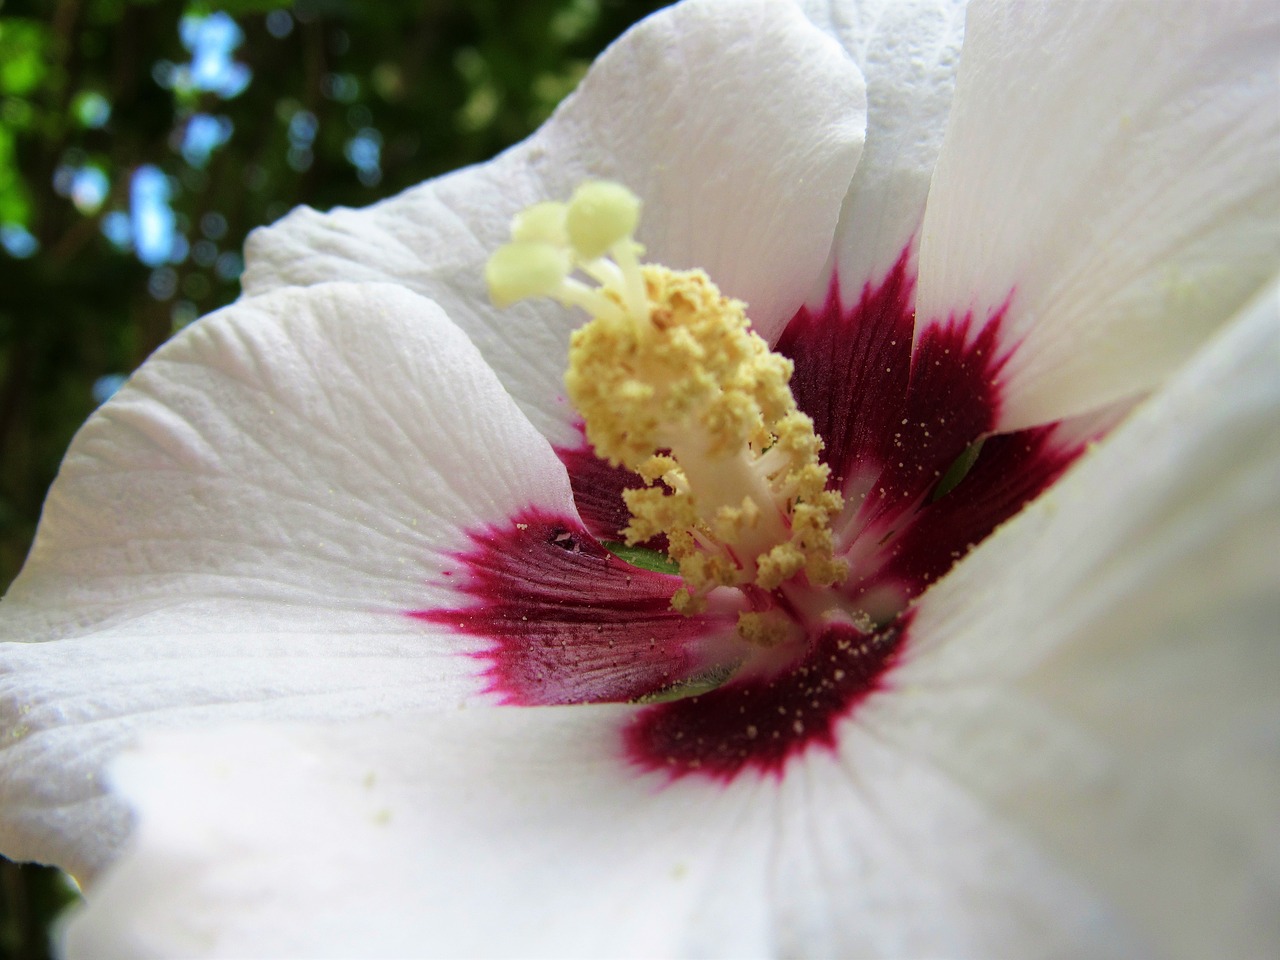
left=420, top=245, right=1093, bottom=781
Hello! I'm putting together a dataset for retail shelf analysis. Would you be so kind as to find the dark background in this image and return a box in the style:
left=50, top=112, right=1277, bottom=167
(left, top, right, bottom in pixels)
left=0, top=0, right=668, bottom=955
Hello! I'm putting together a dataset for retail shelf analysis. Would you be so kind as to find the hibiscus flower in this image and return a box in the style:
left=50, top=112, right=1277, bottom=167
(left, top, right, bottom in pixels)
left=3, top=0, right=1278, bottom=955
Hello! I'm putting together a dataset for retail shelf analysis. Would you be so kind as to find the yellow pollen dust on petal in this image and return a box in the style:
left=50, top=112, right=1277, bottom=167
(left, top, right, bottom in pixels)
left=485, top=181, right=847, bottom=641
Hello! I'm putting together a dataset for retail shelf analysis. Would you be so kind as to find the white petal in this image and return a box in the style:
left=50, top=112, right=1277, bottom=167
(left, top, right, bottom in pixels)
left=240, top=0, right=867, bottom=442
left=64, top=709, right=784, bottom=959
left=798, top=0, right=966, bottom=298
left=56, top=708, right=1128, bottom=957
left=767, top=727, right=1127, bottom=958
left=882, top=278, right=1280, bottom=957
left=916, top=0, right=1280, bottom=429
left=0, top=282, right=577, bottom=881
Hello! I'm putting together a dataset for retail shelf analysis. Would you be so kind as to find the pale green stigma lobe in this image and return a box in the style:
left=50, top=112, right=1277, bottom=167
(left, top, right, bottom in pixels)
left=485, top=242, right=571, bottom=308
left=511, top=201, right=570, bottom=245
left=565, top=181, right=641, bottom=259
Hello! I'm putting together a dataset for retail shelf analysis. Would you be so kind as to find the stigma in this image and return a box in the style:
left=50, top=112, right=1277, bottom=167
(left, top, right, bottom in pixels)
left=487, top=182, right=847, bottom=640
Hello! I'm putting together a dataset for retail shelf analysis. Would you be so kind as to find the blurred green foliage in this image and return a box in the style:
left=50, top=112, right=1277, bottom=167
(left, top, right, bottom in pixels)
left=0, top=0, right=667, bottom=955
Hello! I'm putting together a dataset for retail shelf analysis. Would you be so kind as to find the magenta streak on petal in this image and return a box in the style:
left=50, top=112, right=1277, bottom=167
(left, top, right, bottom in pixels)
left=774, top=247, right=916, bottom=493
left=414, top=509, right=725, bottom=706
left=856, top=423, right=1087, bottom=600
left=555, top=426, right=644, bottom=543
left=855, top=305, right=1011, bottom=533
left=625, top=614, right=908, bottom=781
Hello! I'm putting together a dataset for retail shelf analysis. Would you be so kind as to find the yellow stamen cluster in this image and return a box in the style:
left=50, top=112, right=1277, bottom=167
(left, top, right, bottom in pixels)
left=487, top=181, right=847, bottom=633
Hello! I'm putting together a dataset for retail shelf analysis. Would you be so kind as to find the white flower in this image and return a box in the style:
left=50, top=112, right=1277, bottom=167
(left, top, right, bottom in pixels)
left=2, top=0, right=1277, bottom=956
